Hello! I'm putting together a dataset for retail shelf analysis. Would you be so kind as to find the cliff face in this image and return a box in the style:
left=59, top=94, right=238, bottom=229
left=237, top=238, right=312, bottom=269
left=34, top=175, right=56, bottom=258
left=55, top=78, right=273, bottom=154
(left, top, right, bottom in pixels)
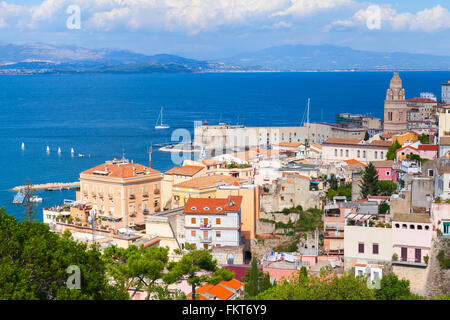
left=424, top=237, right=450, bottom=298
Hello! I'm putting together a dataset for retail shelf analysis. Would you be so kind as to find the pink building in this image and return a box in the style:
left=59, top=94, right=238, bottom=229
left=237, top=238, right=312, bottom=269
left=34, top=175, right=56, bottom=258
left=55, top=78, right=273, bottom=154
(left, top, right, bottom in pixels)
left=417, top=145, right=438, bottom=160
left=372, top=160, right=397, bottom=181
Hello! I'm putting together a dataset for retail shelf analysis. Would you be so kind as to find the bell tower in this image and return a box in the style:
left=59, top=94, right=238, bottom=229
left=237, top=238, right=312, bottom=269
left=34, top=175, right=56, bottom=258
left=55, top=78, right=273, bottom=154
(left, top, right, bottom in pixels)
left=384, top=72, right=407, bottom=133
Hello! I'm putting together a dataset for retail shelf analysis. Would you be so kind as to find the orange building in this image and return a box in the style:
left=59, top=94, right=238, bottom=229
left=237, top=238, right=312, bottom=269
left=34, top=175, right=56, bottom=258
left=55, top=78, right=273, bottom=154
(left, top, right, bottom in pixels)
left=77, top=158, right=163, bottom=231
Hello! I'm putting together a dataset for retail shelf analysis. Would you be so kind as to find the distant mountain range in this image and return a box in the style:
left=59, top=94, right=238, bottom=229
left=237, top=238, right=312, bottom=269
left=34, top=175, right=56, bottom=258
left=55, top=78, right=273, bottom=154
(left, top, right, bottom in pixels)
left=221, top=44, right=450, bottom=71
left=1, top=42, right=450, bottom=74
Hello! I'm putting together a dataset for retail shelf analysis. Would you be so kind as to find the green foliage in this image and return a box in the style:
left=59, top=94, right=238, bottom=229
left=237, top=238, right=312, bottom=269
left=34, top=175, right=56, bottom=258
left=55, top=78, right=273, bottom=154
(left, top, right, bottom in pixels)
left=364, top=131, right=370, bottom=141
left=387, top=140, right=402, bottom=161
left=225, top=161, right=250, bottom=169
left=437, top=248, right=450, bottom=269
left=255, top=268, right=375, bottom=300
left=406, top=153, right=429, bottom=164
left=377, top=180, right=397, bottom=196
left=360, top=163, right=379, bottom=199
left=0, top=208, right=128, bottom=300
left=243, top=258, right=274, bottom=298
left=103, top=244, right=170, bottom=299
left=378, top=201, right=390, bottom=214
left=163, top=248, right=234, bottom=300
left=419, top=134, right=430, bottom=144
left=328, top=174, right=339, bottom=191
left=273, top=240, right=298, bottom=252
left=375, top=273, right=415, bottom=300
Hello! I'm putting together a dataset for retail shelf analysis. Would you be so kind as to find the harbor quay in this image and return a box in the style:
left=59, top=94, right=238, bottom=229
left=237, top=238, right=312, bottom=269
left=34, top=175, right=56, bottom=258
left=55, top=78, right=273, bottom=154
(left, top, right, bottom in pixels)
left=12, top=182, right=80, bottom=191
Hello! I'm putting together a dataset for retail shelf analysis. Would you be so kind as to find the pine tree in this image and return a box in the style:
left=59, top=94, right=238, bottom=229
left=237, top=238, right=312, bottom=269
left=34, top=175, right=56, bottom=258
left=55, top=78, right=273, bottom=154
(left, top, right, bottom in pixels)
left=386, top=140, right=402, bottom=161
left=244, top=258, right=262, bottom=298
left=364, top=131, right=370, bottom=141
left=22, top=179, right=37, bottom=222
left=360, top=163, right=379, bottom=199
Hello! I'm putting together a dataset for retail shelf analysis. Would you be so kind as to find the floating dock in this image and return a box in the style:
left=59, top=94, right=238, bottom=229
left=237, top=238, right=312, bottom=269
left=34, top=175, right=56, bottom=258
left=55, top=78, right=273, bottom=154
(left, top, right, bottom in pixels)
left=13, top=190, right=25, bottom=204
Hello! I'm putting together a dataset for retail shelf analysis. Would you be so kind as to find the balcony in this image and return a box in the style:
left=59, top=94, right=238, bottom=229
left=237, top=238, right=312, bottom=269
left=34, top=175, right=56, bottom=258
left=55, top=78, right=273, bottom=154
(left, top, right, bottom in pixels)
left=200, top=223, right=211, bottom=230
left=200, top=237, right=212, bottom=243
left=98, top=192, right=104, bottom=198
left=108, top=194, right=113, bottom=199
left=142, top=193, right=149, bottom=198
left=154, top=189, right=160, bottom=195
left=129, top=213, right=136, bottom=218
left=143, top=209, right=149, bottom=215
left=129, top=194, right=135, bottom=200
left=392, top=259, right=427, bottom=268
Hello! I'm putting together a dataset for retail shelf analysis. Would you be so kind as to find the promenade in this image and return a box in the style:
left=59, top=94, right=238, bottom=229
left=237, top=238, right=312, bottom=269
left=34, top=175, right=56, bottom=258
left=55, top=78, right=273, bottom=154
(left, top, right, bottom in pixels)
left=12, top=182, right=80, bottom=191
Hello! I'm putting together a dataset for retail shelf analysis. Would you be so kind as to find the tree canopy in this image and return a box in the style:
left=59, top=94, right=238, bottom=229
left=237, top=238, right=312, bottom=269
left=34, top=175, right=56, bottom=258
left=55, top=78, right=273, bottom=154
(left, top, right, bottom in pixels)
left=360, top=163, right=379, bottom=199
left=387, top=140, right=402, bottom=161
left=0, top=208, right=128, bottom=300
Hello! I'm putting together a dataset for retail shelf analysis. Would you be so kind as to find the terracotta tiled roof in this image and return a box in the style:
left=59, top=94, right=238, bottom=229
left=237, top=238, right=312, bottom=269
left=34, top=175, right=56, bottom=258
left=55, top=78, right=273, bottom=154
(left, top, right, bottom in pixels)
left=278, top=142, right=302, bottom=148
left=418, top=145, right=438, bottom=151
left=81, top=162, right=160, bottom=178
left=184, top=196, right=243, bottom=215
left=165, top=165, right=205, bottom=176
left=371, top=160, right=394, bottom=168
left=186, top=279, right=244, bottom=300
left=407, top=97, right=437, bottom=103
left=173, top=175, right=245, bottom=189
left=220, top=279, right=245, bottom=291
left=202, top=160, right=225, bottom=166
left=207, top=284, right=235, bottom=300
left=344, top=159, right=367, bottom=167
left=311, top=144, right=322, bottom=150
left=396, top=145, right=418, bottom=152
left=369, top=140, right=392, bottom=147
left=323, top=138, right=362, bottom=145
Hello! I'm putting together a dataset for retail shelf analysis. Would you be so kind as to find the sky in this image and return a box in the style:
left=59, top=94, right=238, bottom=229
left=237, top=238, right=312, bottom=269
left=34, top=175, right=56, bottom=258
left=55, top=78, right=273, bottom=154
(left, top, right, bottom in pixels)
left=1, top=0, right=450, bottom=59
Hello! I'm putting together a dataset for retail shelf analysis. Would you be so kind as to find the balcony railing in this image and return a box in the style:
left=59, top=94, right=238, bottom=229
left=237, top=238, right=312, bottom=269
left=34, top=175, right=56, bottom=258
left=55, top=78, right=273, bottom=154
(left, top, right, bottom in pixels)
left=200, top=237, right=212, bottom=243
left=129, top=194, right=135, bottom=200
left=200, top=223, right=211, bottom=229
left=98, top=192, right=104, bottom=198
left=129, top=213, right=136, bottom=217
left=143, top=209, right=149, bottom=215
left=154, top=189, right=160, bottom=195
left=142, top=193, right=149, bottom=198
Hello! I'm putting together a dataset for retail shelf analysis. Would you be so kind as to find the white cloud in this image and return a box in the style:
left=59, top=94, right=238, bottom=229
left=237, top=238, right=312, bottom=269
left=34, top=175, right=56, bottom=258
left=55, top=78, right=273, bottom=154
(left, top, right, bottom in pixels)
left=329, top=4, right=450, bottom=33
left=0, top=0, right=354, bottom=34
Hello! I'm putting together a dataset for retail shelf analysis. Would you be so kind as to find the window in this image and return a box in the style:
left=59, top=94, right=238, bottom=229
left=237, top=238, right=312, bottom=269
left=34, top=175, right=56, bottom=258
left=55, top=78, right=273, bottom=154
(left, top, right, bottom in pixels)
left=191, top=230, right=196, bottom=237
left=375, top=151, right=378, bottom=159
left=386, top=171, right=390, bottom=176
left=191, top=218, right=196, bottom=224
left=340, top=149, right=343, bottom=157
left=388, top=112, right=393, bottom=121
left=358, top=150, right=360, bottom=158
left=203, top=218, right=208, bottom=224
left=335, top=149, right=338, bottom=156
left=203, top=244, right=209, bottom=249
left=216, top=218, right=221, bottom=225
left=410, top=224, right=415, bottom=229
left=373, top=243, right=379, bottom=254
left=381, top=152, right=384, bottom=159
left=358, top=243, right=364, bottom=253
left=395, top=223, right=400, bottom=228
left=346, top=150, right=349, bottom=157
left=417, top=225, right=423, bottom=230
left=363, top=151, right=366, bottom=158
left=216, top=231, right=221, bottom=237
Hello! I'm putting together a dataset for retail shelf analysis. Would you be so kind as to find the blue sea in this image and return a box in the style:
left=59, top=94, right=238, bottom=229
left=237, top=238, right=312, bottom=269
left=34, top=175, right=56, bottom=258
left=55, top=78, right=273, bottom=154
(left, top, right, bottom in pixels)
left=1, top=71, right=449, bottom=221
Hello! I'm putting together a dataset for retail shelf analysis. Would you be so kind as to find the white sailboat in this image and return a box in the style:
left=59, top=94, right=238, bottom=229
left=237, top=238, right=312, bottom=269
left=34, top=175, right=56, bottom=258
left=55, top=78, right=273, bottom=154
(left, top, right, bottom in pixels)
left=155, top=107, right=170, bottom=129
left=58, top=147, right=61, bottom=154
left=46, top=146, right=50, bottom=153
left=71, top=148, right=75, bottom=156
left=21, top=142, right=25, bottom=150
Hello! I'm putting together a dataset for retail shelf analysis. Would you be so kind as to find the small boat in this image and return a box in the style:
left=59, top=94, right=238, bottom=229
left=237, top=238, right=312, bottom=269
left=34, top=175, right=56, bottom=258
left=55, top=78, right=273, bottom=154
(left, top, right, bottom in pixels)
left=13, top=190, right=25, bottom=204
left=21, top=142, right=25, bottom=150
left=78, top=153, right=85, bottom=157
left=155, top=107, right=170, bottom=129
left=71, top=148, right=75, bottom=155
left=46, top=146, right=50, bottom=153
left=30, top=196, right=43, bottom=203
left=58, top=147, right=61, bottom=154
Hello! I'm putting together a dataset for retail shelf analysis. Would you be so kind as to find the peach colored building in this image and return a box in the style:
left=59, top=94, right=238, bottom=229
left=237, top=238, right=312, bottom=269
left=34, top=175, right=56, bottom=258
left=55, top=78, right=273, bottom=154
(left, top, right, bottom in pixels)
left=78, top=158, right=163, bottom=231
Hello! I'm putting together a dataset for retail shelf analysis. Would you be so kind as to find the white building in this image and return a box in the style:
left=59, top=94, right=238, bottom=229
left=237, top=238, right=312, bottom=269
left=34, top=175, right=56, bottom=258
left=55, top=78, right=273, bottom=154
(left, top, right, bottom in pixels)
left=183, top=196, right=242, bottom=250
left=321, top=138, right=391, bottom=164
left=441, top=81, right=450, bottom=104
left=435, top=167, right=450, bottom=200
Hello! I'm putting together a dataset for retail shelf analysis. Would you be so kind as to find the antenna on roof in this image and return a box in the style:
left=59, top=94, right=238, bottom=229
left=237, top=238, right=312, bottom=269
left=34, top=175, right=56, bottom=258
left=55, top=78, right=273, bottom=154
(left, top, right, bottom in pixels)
left=122, top=148, right=125, bottom=161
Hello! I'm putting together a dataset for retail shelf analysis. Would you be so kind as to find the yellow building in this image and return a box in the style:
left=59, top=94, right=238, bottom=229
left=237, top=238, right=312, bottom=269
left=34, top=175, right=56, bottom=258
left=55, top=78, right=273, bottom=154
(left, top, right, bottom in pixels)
left=78, top=158, right=163, bottom=231
left=172, top=175, right=248, bottom=208
left=392, top=131, right=419, bottom=146
left=183, top=159, right=254, bottom=180
left=162, top=165, right=206, bottom=210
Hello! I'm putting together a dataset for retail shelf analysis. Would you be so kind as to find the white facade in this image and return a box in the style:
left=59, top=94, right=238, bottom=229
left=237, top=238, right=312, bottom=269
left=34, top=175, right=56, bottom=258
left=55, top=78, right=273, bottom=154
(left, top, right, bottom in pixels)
left=184, top=211, right=241, bottom=249
left=322, top=143, right=389, bottom=164
left=435, top=172, right=450, bottom=200
left=442, top=81, right=450, bottom=104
